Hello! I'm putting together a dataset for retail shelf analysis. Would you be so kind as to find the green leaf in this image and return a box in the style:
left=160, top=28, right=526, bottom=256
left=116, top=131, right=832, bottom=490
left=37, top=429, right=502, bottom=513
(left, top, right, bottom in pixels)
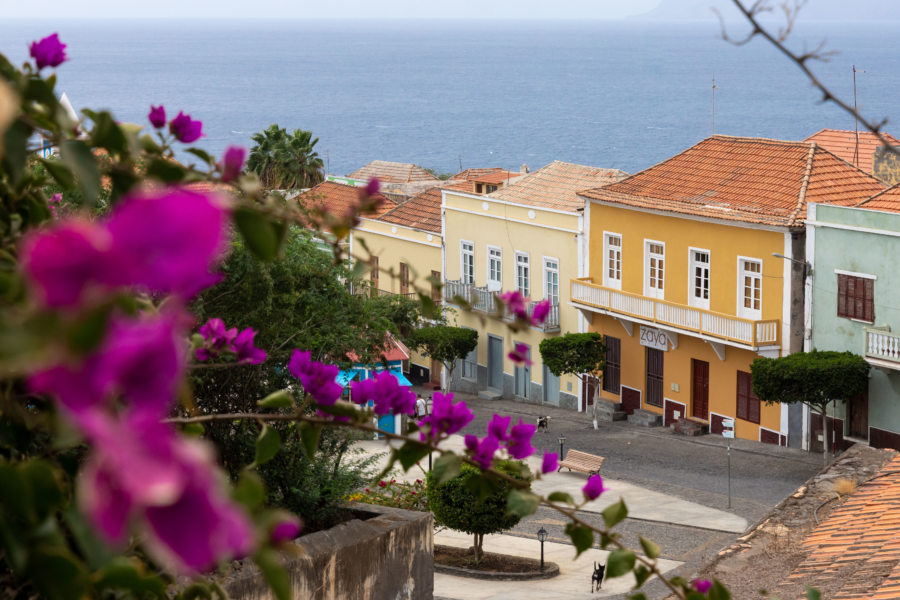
left=298, top=422, right=321, bottom=458
left=21, top=460, right=63, bottom=521
left=233, top=471, right=265, bottom=509
left=255, top=549, right=291, bottom=600
left=709, top=580, right=732, bottom=600
left=633, top=565, right=651, bottom=588
left=547, top=491, right=575, bottom=506
left=24, top=77, right=59, bottom=108
left=627, top=594, right=648, bottom=600
left=60, top=139, right=101, bottom=205
left=605, top=549, right=636, bottom=578
left=599, top=532, right=617, bottom=549
left=65, top=305, right=110, bottom=354
left=805, top=587, right=821, bottom=600
left=0, top=463, right=30, bottom=521
left=601, top=499, right=628, bottom=529
left=63, top=506, right=114, bottom=568
left=3, top=120, right=29, bottom=185
left=186, top=147, right=214, bottom=165
left=506, top=489, right=540, bottom=518
left=28, top=547, right=89, bottom=600
left=95, top=557, right=166, bottom=598
left=258, top=389, right=294, bottom=409
left=89, top=110, right=127, bottom=155
left=314, top=400, right=361, bottom=420
left=234, top=207, right=284, bottom=261
left=145, top=157, right=186, bottom=183
left=396, top=440, right=431, bottom=471
left=40, top=158, right=75, bottom=189
left=430, top=452, right=461, bottom=485
left=564, top=523, right=594, bottom=557
left=638, top=535, right=660, bottom=559
left=254, top=425, right=281, bottom=466
left=181, top=422, right=205, bottom=437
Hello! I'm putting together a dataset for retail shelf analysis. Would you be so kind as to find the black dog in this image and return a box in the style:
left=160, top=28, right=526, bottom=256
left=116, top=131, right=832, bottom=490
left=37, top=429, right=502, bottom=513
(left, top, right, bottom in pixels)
left=592, top=561, right=605, bottom=592
left=536, top=416, right=551, bottom=432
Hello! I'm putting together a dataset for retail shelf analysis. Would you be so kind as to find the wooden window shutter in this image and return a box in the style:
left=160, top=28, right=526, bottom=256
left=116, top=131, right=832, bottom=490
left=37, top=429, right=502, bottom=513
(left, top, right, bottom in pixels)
left=837, top=274, right=847, bottom=317
left=865, top=278, right=875, bottom=322
left=736, top=371, right=748, bottom=421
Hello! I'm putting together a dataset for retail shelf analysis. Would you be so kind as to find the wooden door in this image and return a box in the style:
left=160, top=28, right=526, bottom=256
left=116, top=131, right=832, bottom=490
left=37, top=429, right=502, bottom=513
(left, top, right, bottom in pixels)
left=646, top=348, right=664, bottom=407
left=692, top=359, right=709, bottom=419
left=430, top=359, right=442, bottom=388
left=488, top=336, right=503, bottom=389
left=621, top=386, right=641, bottom=415
left=849, top=388, right=869, bottom=439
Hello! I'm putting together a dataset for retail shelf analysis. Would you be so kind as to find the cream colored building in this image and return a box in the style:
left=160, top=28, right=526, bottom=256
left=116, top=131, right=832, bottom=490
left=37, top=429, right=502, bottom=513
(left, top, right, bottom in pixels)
left=442, top=161, right=626, bottom=410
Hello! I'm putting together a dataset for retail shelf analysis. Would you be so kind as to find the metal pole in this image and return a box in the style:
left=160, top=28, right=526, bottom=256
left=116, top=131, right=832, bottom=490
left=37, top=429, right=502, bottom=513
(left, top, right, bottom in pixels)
left=540, top=541, right=544, bottom=570
left=428, top=451, right=432, bottom=471
left=727, top=437, right=732, bottom=509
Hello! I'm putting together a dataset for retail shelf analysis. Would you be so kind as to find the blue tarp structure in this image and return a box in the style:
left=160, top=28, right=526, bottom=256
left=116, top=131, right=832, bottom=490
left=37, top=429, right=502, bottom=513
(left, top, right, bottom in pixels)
left=335, top=370, right=356, bottom=387
left=389, top=368, right=413, bottom=387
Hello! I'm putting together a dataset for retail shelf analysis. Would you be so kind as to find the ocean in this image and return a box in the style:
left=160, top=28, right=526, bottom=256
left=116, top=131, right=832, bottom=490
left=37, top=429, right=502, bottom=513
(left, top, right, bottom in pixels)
left=1, top=19, right=898, bottom=176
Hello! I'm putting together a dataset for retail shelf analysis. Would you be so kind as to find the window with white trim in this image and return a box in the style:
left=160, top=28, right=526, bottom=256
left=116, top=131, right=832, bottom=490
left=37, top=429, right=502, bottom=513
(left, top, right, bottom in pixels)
left=837, top=273, right=875, bottom=322
left=644, top=240, right=665, bottom=299
left=544, top=258, right=559, bottom=305
left=603, top=233, right=622, bottom=289
left=460, top=241, right=474, bottom=285
left=516, top=253, right=530, bottom=297
left=738, top=258, right=762, bottom=318
left=689, top=249, right=710, bottom=310
left=487, top=246, right=502, bottom=291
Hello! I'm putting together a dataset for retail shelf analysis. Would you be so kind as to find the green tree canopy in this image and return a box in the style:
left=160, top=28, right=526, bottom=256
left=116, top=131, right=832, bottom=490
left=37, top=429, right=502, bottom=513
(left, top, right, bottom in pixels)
left=539, top=333, right=606, bottom=381
left=407, top=325, right=477, bottom=391
left=751, top=350, right=869, bottom=462
left=247, top=124, right=325, bottom=189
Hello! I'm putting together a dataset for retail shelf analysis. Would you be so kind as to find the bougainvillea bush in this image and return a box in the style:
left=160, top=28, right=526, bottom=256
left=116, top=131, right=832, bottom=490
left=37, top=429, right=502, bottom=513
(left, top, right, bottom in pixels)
left=0, top=33, right=732, bottom=600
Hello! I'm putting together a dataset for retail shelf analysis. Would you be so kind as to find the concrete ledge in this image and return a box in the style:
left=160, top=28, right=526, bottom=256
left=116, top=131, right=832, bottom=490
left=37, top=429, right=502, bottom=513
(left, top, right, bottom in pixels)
left=435, top=563, right=560, bottom=581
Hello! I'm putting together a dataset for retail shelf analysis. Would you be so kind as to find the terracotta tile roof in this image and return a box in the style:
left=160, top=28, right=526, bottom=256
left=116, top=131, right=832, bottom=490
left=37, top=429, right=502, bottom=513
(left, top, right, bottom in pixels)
left=487, top=160, right=627, bottom=212
left=347, top=334, right=410, bottom=364
left=770, top=455, right=900, bottom=600
left=451, top=167, right=520, bottom=182
left=580, top=135, right=886, bottom=228
left=298, top=180, right=397, bottom=220
left=348, top=160, right=439, bottom=184
left=377, top=185, right=443, bottom=234
left=471, top=171, right=522, bottom=185
left=805, top=128, right=900, bottom=176
left=857, top=183, right=900, bottom=213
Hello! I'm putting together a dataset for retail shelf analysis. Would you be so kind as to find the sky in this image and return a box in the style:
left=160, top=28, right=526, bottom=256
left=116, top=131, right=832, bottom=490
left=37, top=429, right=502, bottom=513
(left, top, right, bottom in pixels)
left=3, top=0, right=662, bottom=20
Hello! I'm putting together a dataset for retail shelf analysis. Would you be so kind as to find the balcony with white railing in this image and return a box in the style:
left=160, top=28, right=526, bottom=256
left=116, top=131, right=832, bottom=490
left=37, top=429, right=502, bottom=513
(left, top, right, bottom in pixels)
left=570, top=277, right=779, bottom=349
left=866, top=327, right=900, bottom=369
left=443, top=279, right=561, bottom=332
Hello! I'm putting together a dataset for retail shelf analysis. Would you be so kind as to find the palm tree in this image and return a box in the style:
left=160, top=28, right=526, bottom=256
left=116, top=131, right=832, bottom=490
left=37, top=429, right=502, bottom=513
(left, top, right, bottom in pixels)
left=247, top=125, right=325, bottom=190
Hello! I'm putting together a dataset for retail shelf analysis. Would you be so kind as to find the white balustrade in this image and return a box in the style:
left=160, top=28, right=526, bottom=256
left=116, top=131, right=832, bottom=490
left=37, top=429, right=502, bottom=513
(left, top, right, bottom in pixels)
left=867, top=329, right=900, bottom=362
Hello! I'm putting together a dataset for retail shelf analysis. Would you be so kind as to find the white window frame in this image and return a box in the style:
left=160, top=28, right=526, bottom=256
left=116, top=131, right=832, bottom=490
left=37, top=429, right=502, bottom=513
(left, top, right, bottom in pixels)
left=543, top=256, right=560, bottom=305
left=487, top=245, right=502, bottom=292
left=460, top=240, right=475, bottom=285
left=515, top=251, right=530, bottom=298
left=688, top=247, right=711, bottom=310
left=603, top=232, right=622, bottom=290
left=737, top=256, right=762, bottom=319
left=643, top=239, right=665, bottom=299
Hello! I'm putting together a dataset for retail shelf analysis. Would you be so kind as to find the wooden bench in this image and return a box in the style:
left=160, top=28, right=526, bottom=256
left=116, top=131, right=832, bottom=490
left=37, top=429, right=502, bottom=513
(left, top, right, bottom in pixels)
left=557, top=449, right=605, bottom=476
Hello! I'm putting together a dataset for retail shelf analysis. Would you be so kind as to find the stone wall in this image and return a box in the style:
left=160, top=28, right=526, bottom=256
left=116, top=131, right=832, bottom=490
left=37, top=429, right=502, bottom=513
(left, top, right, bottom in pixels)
left=225, top=505, right=433, bottom=600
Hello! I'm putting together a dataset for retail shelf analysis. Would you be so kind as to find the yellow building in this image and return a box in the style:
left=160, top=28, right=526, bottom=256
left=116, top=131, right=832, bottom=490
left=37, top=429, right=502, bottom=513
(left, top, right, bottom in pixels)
left=442, top=161, right=626, bottom=410
left=573, top=136, right=885, bottom=445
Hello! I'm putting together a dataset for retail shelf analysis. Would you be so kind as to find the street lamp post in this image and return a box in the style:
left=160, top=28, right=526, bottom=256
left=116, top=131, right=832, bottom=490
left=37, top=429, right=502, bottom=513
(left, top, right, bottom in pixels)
left=537, top=527, right=548, bottom=570
left=558, top=435, right=566, bottom=461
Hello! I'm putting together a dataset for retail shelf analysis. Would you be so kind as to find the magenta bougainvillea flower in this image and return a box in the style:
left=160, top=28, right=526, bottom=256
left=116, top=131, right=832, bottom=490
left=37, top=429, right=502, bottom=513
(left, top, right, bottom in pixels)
left=29, top=33, right=67, bottom=69
left=465, top=434, right=499, bottom=470
left=582, top=474, right=607, bottom=501
left=196, top=318, right=238, bottom=361
left=349, top=370, right=415, bottom=416
left=232, top=328, right=267, bottom=365
left=498, top=290, right=529, bottom=320
left=419, top=392, right=474, bottom=443
left=168, top=111, right=203, bottom=143
left=106, top=188, right=228, bottom=298
left=692, top=579, right=712, bottom=594
left=364, top=177, right=380, bottom=196
left=269, top=514, right=303, bottom=544
left=220, top=146, right=246, bottom=182
left=531, top=299, right=551, bottom=325
left=20, top=219, right=113, bottom=309
left=541, top=452, right=558, bottom=474
left=507, top=342, right=532, bottom=366
left=148, top=105, right=166, bottom=129
left=288, top=350, right=343, bottom=405
left=487, top=414, right=511, bottom=441
left=506, top=419, right=536, bottom=459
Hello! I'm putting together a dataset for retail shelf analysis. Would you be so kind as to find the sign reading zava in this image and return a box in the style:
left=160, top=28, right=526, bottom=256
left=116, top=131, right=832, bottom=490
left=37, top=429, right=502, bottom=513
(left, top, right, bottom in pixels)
left=639, top=326, right=669, bottom=351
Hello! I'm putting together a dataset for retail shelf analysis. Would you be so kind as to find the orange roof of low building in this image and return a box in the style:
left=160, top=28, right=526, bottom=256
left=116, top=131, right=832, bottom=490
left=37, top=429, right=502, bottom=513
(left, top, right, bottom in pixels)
left=451, top=167, right=520, bottom=182
left=857, top=183, right=900, bottom=213
left=805, top=128, right=900, bottom=177
left=378, top=186, right=443, bottom=234
left=348, top=160, right=439, bottom=184
left=298, top=180, right=397, bottom=220
left=769, top=454, right=900, bottom=599
left=471, top=170, right=522, bottom=185
left=487, top=161, right=627, bottom=212
left=346, top=334, right=410, bottom=364
left=581, top=135, right=886, bottom=228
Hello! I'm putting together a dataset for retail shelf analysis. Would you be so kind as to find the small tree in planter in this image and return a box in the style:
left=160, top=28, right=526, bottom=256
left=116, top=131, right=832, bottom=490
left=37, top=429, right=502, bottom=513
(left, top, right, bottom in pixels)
left=751, top=350, right=869, bottom=464
left=407, top=325, right=478, bottom=392
left=540, top=333, right=607, bottom=428
left=426, top=460, right=531, bottom=564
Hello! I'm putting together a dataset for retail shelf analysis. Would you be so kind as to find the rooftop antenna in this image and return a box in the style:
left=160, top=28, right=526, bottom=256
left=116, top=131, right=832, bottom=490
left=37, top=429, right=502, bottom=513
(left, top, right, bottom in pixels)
left=326, top=149, right=330, bottom=175
left=852, top=65, right=866, bottom=167
left=711, top=75, right=718, bottom=135
left=459, top=154, right=463, bottom=172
